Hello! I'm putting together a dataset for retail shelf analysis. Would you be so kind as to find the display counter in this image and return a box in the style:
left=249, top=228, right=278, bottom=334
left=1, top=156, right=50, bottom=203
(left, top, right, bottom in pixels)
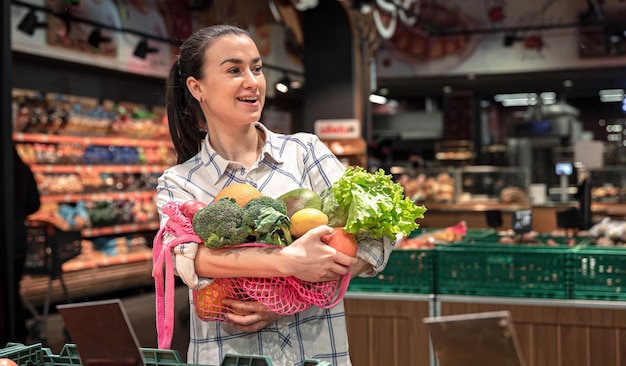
left=416, top=201, right=626, bottom=232
left=343, top=290, right=626, bottom=366
left=418, top=202, right=580, bottom=232
left=438, top=295, right=626, bottom=366
left=344, top=292, right=434, bottom=366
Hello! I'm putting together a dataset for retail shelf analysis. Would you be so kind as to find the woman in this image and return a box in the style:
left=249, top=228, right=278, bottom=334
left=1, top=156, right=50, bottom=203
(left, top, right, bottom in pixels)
left=156, top=24, right=393, bottom=365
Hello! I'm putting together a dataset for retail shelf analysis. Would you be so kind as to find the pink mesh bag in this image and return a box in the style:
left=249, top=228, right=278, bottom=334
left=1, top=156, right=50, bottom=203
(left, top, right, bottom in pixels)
left=153, top=201, right=351, bottom=349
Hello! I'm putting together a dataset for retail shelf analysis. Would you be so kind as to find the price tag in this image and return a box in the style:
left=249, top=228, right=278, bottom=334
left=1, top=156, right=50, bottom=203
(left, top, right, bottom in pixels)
left=512, top=209, right=532, bottom=234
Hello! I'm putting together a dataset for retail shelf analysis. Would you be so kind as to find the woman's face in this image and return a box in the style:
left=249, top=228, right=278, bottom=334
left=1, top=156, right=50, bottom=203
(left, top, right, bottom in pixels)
left=194, top=34, right=266, bottom=127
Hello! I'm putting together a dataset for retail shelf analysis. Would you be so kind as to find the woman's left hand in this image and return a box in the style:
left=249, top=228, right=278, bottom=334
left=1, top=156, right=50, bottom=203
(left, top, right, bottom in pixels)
left=222, top=299, right=281, bottom=332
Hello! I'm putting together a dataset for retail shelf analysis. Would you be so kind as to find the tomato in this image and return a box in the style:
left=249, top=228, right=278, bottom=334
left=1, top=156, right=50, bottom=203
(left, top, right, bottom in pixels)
left=180, top=200, right=207, bottom=219
left=322, top=227, right=358, bottom=257
left=0, top=359, right=18, bottom=366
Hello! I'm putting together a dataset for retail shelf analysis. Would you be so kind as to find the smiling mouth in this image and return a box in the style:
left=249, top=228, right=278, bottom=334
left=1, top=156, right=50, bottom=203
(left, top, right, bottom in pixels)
left=237, top=97, right=258, bottom=103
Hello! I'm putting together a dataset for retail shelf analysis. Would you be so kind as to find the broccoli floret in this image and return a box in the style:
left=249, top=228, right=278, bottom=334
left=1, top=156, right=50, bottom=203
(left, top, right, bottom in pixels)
left=192, top=198, right=249, bottom=248
left=242, top=196, right=292, bottom=246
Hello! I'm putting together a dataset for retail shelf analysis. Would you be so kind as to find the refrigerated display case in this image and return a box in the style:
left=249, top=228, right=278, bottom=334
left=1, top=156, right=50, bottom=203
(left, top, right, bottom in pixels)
left=458, top=165, right=530, bottom=204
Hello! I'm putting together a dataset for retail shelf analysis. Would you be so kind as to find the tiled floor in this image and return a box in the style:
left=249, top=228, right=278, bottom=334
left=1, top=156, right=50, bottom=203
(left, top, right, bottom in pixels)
left=29, top=284, right=191, bottom=361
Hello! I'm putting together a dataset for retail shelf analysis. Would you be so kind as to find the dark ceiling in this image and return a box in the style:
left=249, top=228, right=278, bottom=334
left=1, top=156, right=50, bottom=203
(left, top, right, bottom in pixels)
left=377, top=65, right=626, bottom=100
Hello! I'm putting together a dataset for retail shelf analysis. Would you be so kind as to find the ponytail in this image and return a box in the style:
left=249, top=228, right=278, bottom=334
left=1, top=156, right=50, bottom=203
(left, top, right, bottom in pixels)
left=165, top=57, right=206, bottom=164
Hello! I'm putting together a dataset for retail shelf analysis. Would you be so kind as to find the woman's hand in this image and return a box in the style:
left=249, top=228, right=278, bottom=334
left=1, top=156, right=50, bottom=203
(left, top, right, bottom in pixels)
left=222, top=299, right=281, bottom=332
left=278, top=225, right=358, bottom=282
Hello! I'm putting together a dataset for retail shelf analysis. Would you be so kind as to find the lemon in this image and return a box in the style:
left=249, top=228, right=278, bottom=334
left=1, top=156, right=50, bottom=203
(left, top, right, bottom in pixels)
left=289, top=208, right=329, bottom=238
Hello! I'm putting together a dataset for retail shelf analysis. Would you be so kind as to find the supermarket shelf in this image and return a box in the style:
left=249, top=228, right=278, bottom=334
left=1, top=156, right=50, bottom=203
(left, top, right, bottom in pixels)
left=13, top=132, right=172, bottom=148
left=30, top=164, right=170, bottom=174
left=81, top=221, right=160, bottom=237
left=20, top=256, right=154, bottom=307
left=40, top=190, right=155, bottom=204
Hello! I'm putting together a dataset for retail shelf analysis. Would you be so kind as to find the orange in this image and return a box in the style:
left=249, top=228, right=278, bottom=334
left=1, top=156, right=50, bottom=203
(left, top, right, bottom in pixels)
left=322, top=227, right=358, bottom=257
left=193, top=281, right=228, bottom=320
left=214, top=183, right=263, bottom=207
left=289, top=208, right=329, bottom=238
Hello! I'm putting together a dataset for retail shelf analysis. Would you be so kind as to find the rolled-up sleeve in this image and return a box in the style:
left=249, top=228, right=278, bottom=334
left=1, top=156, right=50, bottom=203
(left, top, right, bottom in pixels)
left=355, top=235, right=397, bottom=277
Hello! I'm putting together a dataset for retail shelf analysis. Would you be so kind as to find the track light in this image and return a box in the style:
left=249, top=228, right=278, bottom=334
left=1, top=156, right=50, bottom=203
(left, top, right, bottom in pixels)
left=17, top=9, right=47, bottom=36
left=133, top=39, right=158, bottom=59
left=275, top=74, right=290, bottom=94
left=87, top=28, right=111, bottom=49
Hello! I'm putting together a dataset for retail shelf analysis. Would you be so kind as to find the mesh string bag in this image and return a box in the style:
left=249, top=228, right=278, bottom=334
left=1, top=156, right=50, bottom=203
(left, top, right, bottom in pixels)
left=153, top=201, right=351, bottom=347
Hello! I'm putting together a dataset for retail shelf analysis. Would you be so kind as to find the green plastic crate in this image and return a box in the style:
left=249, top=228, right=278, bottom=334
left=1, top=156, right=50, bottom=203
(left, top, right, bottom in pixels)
left=436, top=243, right=571, bottom=298
left=348, top=248, right=435, bottom=294
left=571, top=245, right=626, bottom=301
left=459, top=228, right=499, bottom=242
left=409, top=228, right=499, bottom=243
left=41, top=344, right=203, bottom=366
left=0, top=342, right=44, bottom=366
left=220, top=354, right=273, bottom=365
left=0, top=343, right=329, bottom=366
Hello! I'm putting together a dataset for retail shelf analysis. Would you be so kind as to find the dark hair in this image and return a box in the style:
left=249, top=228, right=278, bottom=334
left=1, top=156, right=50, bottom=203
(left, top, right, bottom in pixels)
left=166, top=24, right=252, bottom=164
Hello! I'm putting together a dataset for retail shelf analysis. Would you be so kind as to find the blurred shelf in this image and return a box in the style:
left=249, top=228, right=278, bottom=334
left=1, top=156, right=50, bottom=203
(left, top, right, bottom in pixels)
left=14, top=132, right=172, bottom=148
left=81, top=222, right=160, bottom=237
left=30, top=164, right=169, bottom=174
left=40, top=190, right=155, bottom=204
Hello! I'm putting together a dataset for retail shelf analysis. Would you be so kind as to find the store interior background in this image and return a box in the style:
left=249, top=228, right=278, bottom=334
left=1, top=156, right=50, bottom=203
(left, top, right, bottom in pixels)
left=3, top=0, right=626, bottom=363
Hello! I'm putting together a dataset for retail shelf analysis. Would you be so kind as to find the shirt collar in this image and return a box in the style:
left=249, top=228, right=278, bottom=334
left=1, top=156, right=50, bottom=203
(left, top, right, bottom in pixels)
left=199, top=122, right=285, bottom=185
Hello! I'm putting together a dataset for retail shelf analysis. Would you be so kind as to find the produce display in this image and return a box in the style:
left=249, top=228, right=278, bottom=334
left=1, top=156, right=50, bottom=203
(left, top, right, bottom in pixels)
left=153, top=167, right=427, bottom=348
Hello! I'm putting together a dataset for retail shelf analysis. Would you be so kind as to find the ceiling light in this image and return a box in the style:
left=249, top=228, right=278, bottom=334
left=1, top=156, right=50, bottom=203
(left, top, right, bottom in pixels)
left=17, top=9, right=47, bottom=36
left=599, top=89, right=624, bottom=102
left=275, top=75, right=290, bottom=94
left=88, top=28, right=112, bottom=49
left=369, top=94, right=388, bottom=104
left=133, top=39, right=158, bottom=59
left=289, top=79, right=304, bottom=90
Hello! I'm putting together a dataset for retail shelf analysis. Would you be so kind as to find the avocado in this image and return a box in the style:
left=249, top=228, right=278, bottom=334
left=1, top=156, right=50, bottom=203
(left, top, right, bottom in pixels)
left=277, top=188, right=322, bottom=219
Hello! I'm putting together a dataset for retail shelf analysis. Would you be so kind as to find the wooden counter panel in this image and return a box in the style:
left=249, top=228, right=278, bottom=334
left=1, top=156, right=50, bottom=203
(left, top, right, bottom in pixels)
left=344, top=298, right=431, bottom=366
left=441, top=301, right=626, bottom=366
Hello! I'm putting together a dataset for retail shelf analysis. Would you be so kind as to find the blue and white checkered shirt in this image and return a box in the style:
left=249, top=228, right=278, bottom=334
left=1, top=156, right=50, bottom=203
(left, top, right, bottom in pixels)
left=156, top=123, right=393, bottom=366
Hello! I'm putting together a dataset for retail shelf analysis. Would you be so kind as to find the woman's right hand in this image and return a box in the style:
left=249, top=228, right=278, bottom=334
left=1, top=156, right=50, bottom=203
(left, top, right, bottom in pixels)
left=277, top=225, right=357, bottom=282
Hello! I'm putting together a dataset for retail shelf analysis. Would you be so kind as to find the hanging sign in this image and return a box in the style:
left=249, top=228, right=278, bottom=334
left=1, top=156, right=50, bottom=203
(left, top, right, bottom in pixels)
left=314, top=119, right=361, bottom=140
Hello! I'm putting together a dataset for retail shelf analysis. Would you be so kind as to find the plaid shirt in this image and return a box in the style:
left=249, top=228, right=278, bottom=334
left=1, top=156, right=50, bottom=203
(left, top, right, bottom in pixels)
left=156, top=123, right=393, bottom=366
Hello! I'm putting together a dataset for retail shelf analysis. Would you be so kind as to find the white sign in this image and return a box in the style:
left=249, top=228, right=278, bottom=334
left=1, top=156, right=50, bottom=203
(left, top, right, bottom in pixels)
left=314, top=119, right=361, bottom=140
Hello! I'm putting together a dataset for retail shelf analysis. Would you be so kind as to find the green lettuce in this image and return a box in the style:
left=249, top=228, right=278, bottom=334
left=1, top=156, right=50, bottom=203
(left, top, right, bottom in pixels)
left=321, top=166, right=427, bottom=241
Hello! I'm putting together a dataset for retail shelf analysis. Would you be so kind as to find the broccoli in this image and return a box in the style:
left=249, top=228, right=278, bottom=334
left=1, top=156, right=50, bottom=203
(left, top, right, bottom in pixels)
left=192, top=198, right=249, bottom=248
left=242, top=196, right=292, bottom=246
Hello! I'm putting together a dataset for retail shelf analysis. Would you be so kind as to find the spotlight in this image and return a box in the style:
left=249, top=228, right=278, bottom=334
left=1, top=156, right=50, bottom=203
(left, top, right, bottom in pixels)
left=275, top=75, right=291, bottom=94
left=289, top=79, right=304, bottom=90
left=87, top=28, right=112, bottom=49
left=369, top=94, right=388, bottom=104
left=133, top=39, right=158, bottom=59
left=17, top=9, right=47, bottom=36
